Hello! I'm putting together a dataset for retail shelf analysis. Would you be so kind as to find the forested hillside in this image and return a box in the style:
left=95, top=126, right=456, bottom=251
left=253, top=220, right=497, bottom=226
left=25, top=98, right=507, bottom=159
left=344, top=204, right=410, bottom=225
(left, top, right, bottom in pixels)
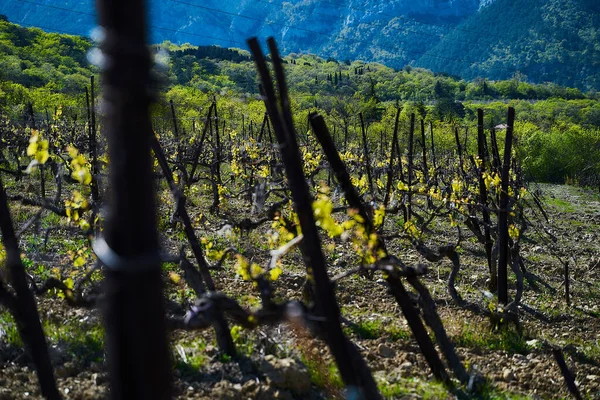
left=0, top=0, right=485, bottom=70
left=3, top=0, right=599, bottom=90
left=416, top=0, right=600, bottom=90
left=0, top=19, right=599, bottom=184
left=0, top=17, right=95, bottom=110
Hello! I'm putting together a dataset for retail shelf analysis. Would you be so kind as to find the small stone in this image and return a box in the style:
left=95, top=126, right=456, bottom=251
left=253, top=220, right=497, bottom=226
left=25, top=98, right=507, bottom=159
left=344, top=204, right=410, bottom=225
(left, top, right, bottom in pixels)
left=390, top=367, right=404, bottom=382
left=260, top=356, right=311, bottom=394
left=377, top=343, right=396, bottom=358
left=212, top=380, right=240, bottom=398
left=587, top=375, right=599, bottom=381
left=55, top=362, right=77, bottom=378
left=204, top=345, right=217, bottom=356
left=93, top=373, right=108, bottom=385
left=242, top=379, right=259, bottom=394
left=502, top=368, right=516, bottom=381
left=399, top=361, right=413, bottom=370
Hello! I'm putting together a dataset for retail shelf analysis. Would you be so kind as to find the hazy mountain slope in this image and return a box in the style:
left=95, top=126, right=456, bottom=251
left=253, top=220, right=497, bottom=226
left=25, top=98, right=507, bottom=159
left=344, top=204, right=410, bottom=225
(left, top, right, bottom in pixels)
left=416, top=0, right=600, bottom=90
left=2, top=0, right=598, bottom=90
left=0, top=0, right=489, bottom=67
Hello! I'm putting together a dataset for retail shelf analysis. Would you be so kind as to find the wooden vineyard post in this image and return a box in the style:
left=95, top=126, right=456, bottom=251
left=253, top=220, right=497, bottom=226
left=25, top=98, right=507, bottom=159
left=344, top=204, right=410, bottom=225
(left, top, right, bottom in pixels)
left=454, top=126, right=465, bottom=176
left=0, top=181, right=60, bottom=399
left=407, top=113, right=415, bottom=221
left=421, top=118, right=434, bottom=208
left=249, top=37, right=382, bottom=400
left=477, top=109, right=495, bottom=291
left=497, top=107, right=515, bottom=305
left=420, top=119, right=429, bottom=184
left=257, top=112, right=268, bottom=143
left=489, top=126, right=502, bottom=175
left=266, top=114, right=273, bottom=145
left=344, top=122, right=348, bottom=152
left=565, top=260, right=571, bottom=307
left=208, top=101, right=221, bottom=212
left=394, top=129, right=408, bottom=222
left=26, top=102, right=35, bottom=128
left=383, top=107, right=400, bottom=208
left=85, top=77, right=100, bottom=206
left=379, top=129, right=384, bottom=159
left=96, top=0, right=172, bottom=398
left=213, top=100, right=222, bottom=185
left=430, top=121, right=437, bottom=172
left=359, top=113, right=375, bottom=201
left=241, top=114, right=245, bottom=139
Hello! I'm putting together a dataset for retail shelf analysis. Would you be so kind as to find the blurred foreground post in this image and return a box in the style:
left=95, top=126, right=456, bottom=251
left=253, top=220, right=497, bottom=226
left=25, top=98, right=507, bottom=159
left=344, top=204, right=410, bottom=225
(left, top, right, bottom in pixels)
left=96, top=0, right=172, bottom=398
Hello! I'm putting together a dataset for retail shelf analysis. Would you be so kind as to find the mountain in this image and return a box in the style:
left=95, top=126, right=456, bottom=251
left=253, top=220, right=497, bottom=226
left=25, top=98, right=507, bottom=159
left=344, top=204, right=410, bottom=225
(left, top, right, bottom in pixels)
left=0, top=0, right=598, bottom=90
left=415, top=0, right=600, bottom=90
left=0, top=1, right=489, bottom=64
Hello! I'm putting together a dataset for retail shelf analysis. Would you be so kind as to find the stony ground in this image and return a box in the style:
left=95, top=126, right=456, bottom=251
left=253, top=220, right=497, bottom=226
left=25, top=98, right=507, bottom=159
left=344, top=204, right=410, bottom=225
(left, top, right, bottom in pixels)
left=1, top=183, right=600, bottom=399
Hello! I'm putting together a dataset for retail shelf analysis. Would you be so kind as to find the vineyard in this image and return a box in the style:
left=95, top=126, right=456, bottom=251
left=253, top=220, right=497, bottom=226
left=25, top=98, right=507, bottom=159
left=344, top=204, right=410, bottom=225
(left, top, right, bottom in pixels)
left=1, top=2, right=600, bottom=400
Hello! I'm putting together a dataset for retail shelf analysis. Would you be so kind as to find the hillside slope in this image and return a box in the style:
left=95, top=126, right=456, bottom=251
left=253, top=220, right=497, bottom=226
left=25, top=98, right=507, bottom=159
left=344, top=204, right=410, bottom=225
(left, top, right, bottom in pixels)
left=0, top=0, right=486, bottom=68
left=416, top=0, right=600, bottom=90
left=1, top=0, right=598, bottom=90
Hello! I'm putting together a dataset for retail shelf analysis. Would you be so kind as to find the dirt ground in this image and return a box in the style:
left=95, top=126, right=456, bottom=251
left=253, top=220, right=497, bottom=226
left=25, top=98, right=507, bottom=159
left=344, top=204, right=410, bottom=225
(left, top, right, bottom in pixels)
left=1, top=183, right=600, bottom=399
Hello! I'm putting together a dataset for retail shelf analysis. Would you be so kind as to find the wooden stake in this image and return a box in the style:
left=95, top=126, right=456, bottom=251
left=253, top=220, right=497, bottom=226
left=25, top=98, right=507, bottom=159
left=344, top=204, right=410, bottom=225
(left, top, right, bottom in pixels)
left=97, top=0, right=172, bottom=397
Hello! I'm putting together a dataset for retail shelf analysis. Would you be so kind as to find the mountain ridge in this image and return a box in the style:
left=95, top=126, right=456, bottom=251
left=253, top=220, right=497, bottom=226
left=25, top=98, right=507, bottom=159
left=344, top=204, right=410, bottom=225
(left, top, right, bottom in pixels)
left=416, top=0, right=600, bottom=90
left=0, top=1, right=492, bottom=58
left=0, top=0, right=598, bottom=90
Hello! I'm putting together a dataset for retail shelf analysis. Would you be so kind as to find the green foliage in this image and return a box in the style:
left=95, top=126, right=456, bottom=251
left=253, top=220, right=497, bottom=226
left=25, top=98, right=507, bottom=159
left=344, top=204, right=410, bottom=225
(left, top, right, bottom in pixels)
left=418, top=0, right=600, bottom=91
left=544, top=197, right=577, bottom=213
left=43, top=320, right=104, bottom=363
left=344, top=319, right=411, bottom=342
left=3, top=0, right=599, bottom=92
left=378, top=378, right=448, bottom=399
left=455, top=325, right=528, bottom=355
left=173, top=338, right=208, bottom=377
left=0, top=19, right=95, bottom=93
left=229, top=325, right=254, bottom=356
left=301, top=353, right=344, bottom=392
left=0, top=19, right=598, bottom=186
left=517, top=122, right=600, bottom=183
left=0, top=311, right=22, bottom=347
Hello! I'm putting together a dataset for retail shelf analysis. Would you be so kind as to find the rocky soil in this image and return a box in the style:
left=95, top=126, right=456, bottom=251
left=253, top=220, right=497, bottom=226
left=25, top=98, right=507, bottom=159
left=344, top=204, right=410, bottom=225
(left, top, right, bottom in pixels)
left=1, top=183, right=600, bottom=399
